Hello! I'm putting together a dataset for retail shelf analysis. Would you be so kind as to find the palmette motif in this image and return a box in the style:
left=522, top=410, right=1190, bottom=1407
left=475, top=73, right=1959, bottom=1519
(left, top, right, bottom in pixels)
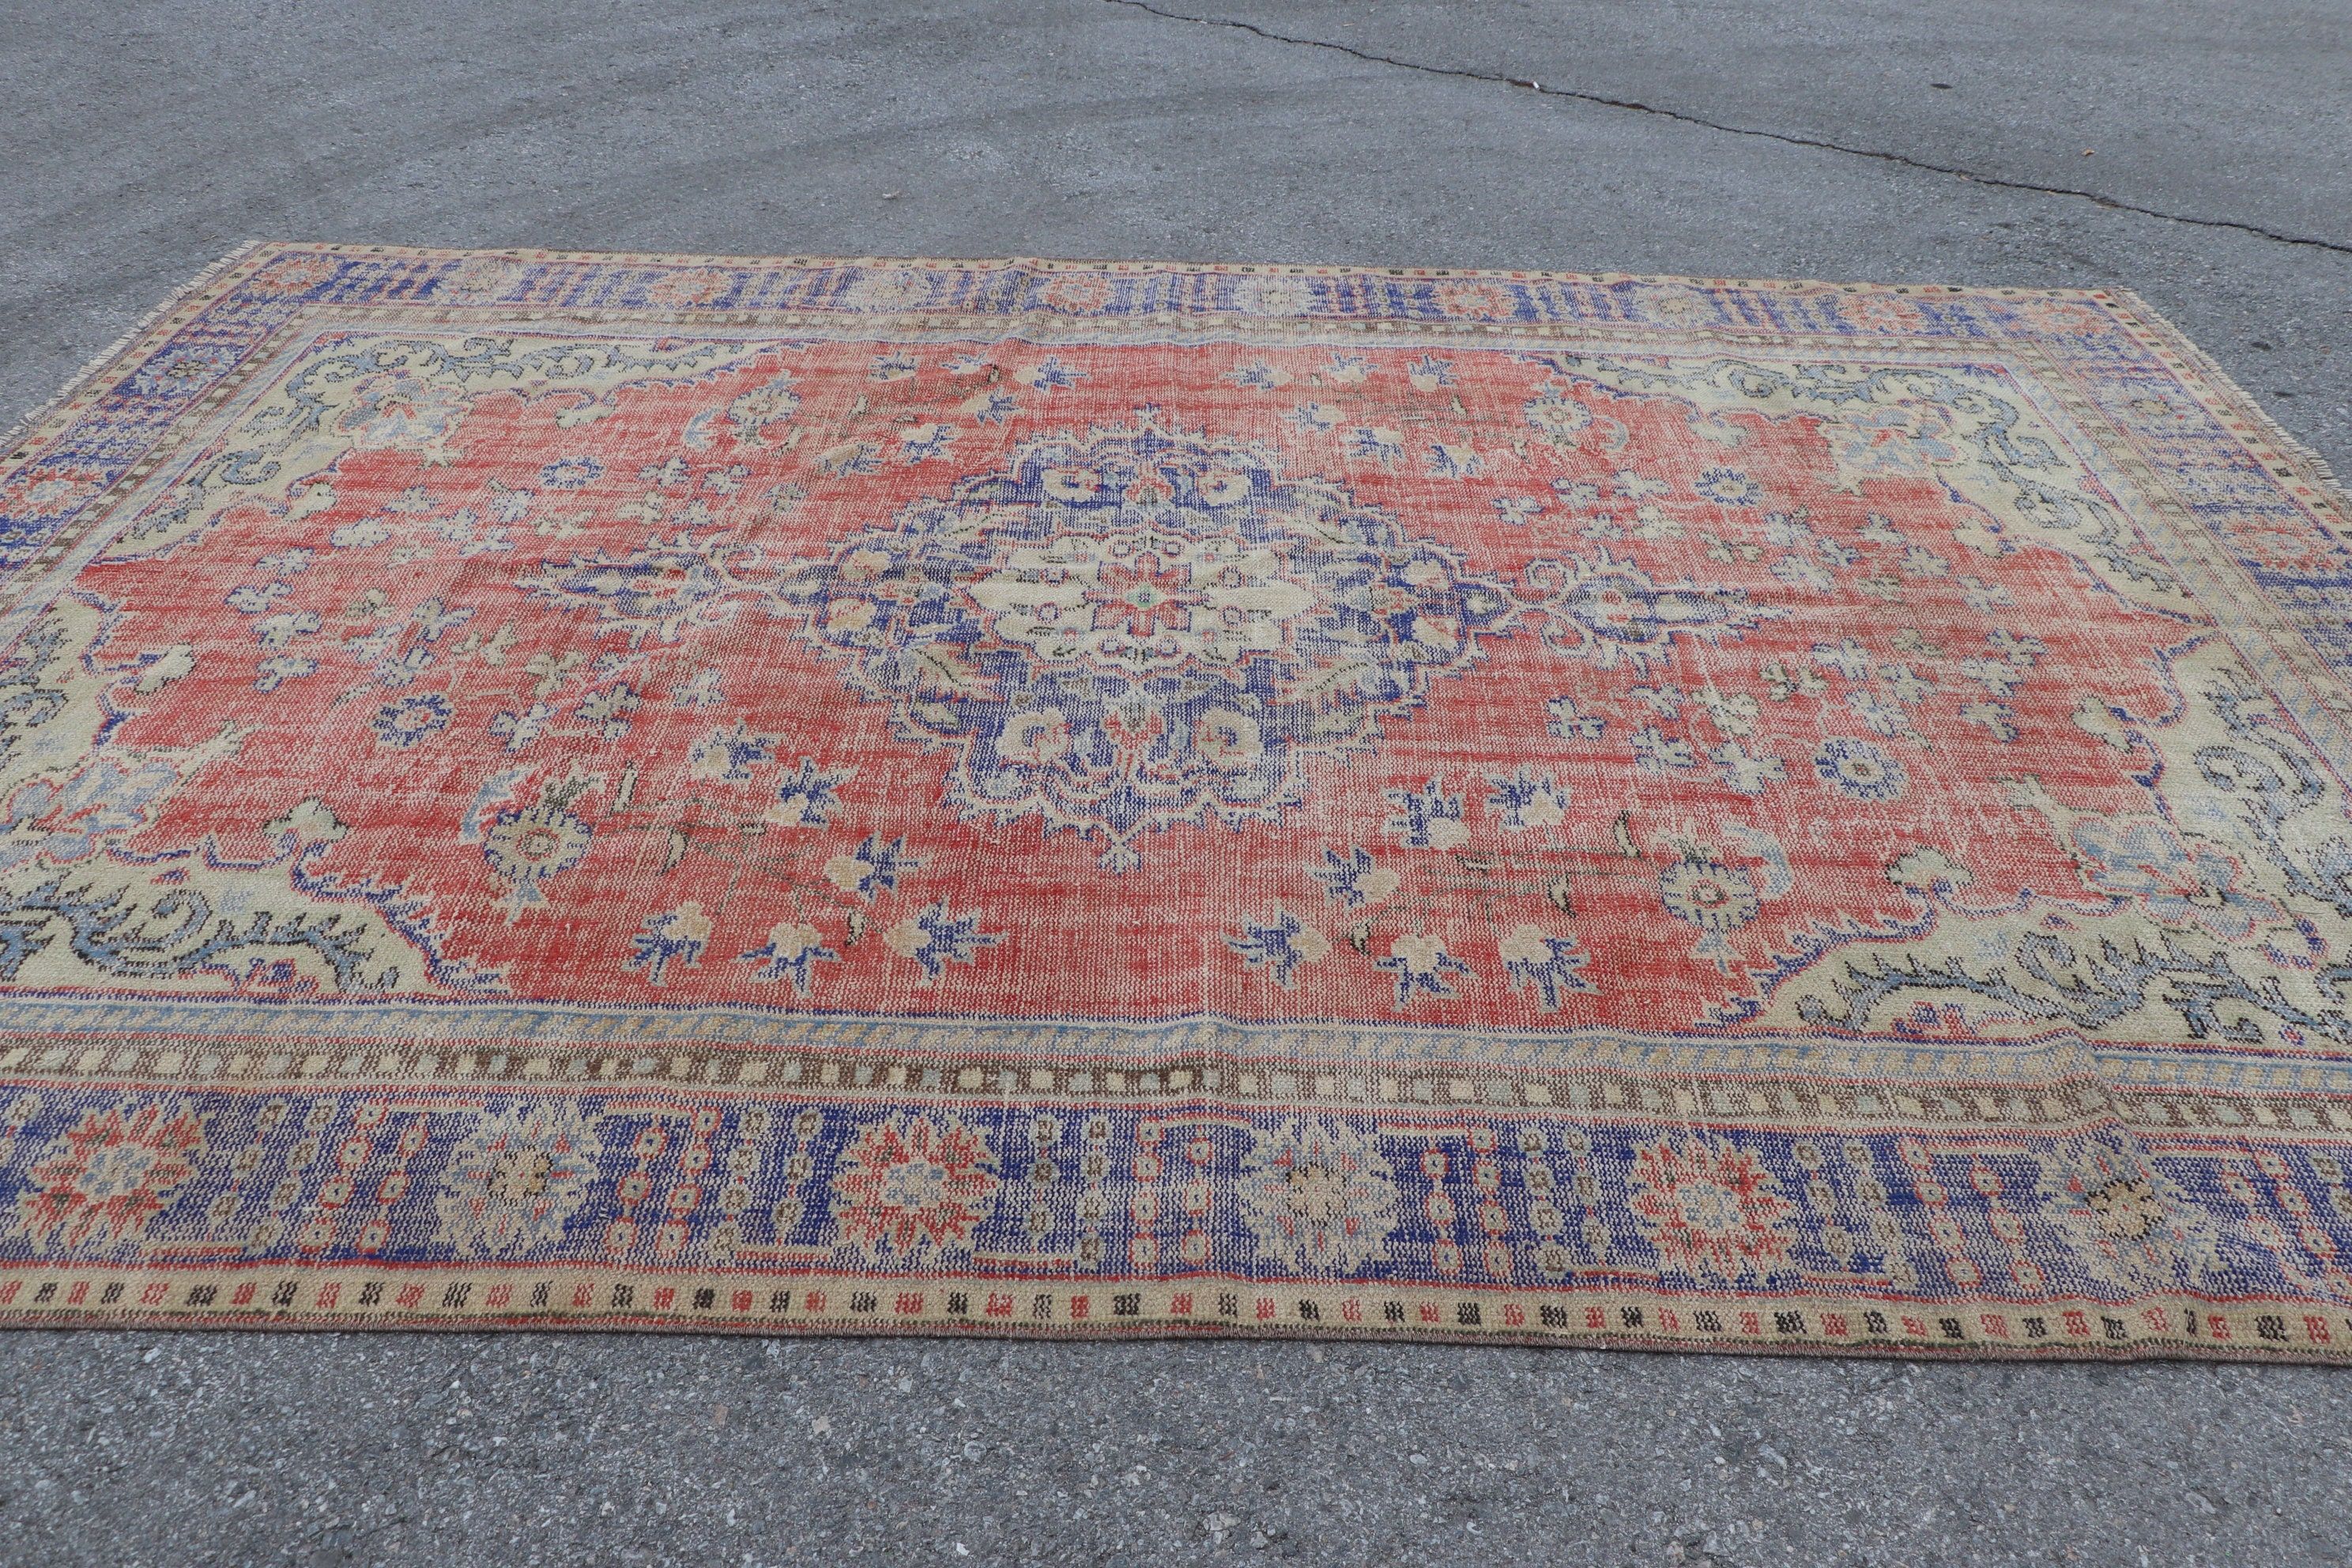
left=0, top=245, right=2346, bottom=1357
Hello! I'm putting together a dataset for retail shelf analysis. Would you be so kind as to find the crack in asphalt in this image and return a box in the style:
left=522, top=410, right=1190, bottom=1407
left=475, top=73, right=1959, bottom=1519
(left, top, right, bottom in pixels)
left=1104, top=0, right=2352, bottom=258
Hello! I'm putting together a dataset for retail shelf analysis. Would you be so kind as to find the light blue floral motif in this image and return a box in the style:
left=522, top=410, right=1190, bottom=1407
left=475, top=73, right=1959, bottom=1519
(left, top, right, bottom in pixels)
left=887, top=900, right=999, bottom=979
left=1345, top=427, right=1404, bottom=465
left=0, top=758, right=179, bottom=873
left=770, top=758, right=853, bottom=827
left=371, top=693, right=452, bottom=748
left=778, top=413, right=1513, bottom=871
left=1227, top=907, right=1328, bottom=987
left=1492, top=496, right=1544, bottom=526
left=737, top=921, right=841, bottom=995
left=824, top=834, right=921, bottom=899
left=1374, top=933, right=1470, bottom=1005
left=1659, top=856, right=1762, bottom=970
left=1383, top=778, right=1468, bottom=850
left=1694, top=468, right=1763, bottom=505
left=1813, top=737, right=1907, bottom=801
left=625, top=902, right=710, bottom=985
left=539, top=457, right=605, bottom=490
left=1498, top=925, right=1595, bottom=1009
left=2070, top=816, right=2283, bottom=941
left=1525, top=549, right=1777, bottom=671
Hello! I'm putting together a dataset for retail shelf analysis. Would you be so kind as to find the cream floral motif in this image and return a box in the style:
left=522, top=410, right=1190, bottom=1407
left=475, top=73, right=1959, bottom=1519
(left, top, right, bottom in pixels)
left=433, top=1104, right=606, bottom=1258
left=110, top=333, right=761, bottom=561
left=1238, top=1118, right=1404, bottom=1273
left=1559, top=353, right=2189, bottom=616
left=1764, top=643, right=2352, bottom=1053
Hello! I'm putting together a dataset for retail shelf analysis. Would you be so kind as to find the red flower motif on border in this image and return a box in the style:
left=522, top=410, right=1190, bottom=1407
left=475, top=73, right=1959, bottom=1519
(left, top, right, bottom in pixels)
left=1626, top=1136, right=1799, bottom=1281
left=17, top=1103, right=205, bottom=1250
left=830, top=1114, right=1001, bottom=1256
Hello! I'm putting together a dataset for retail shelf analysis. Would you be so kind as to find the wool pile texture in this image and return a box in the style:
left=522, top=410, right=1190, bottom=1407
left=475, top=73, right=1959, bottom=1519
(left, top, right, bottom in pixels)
left=0, top=243, right=2346, bottom=1359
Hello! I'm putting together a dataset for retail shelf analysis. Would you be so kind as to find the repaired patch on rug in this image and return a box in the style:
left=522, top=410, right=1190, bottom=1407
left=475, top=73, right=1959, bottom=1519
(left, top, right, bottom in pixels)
left=0, top=243, right=2347, bottom=1359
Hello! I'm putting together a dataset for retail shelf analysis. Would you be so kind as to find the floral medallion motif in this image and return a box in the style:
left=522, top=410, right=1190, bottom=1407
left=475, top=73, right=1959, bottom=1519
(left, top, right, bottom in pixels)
left=2034, top=1140, right=2228, bottom=1295
left=15, top=1101, right=205, bottom=1251
left=781, top=413, right=1515, bottom=869
left=831, top=1114, right=1001, bottom=1257
left=1626, top=1135, right=1798, bottom=1282
left=1237, top=1118, right=1404, bottom=1273
left=432, top=1104, right=606, bottom=1258
left=479, top=793, right=594, bottom=914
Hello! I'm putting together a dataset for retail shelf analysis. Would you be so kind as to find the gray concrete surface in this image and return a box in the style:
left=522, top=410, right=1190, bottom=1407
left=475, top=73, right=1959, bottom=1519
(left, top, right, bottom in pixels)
left=0, top=2, right=2347, bottom=1562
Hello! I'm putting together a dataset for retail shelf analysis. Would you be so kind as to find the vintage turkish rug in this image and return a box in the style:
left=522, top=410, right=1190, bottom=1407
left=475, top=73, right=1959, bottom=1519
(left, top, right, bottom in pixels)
left=0, top=244, right=2347, bottom=1360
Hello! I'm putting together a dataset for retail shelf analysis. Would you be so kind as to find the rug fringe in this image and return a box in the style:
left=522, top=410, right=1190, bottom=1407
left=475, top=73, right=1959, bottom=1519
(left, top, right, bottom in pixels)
left=0, top=239, right=268, bottom=466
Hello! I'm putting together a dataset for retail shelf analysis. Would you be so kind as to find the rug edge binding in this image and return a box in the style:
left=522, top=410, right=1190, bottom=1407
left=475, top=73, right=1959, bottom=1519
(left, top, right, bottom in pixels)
left=0, top=1307, right=2343, bottom=1364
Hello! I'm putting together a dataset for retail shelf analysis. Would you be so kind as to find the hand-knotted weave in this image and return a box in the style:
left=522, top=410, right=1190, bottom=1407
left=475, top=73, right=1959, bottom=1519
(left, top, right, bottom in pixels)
left=1, top=243, right=2348, bottom=1360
